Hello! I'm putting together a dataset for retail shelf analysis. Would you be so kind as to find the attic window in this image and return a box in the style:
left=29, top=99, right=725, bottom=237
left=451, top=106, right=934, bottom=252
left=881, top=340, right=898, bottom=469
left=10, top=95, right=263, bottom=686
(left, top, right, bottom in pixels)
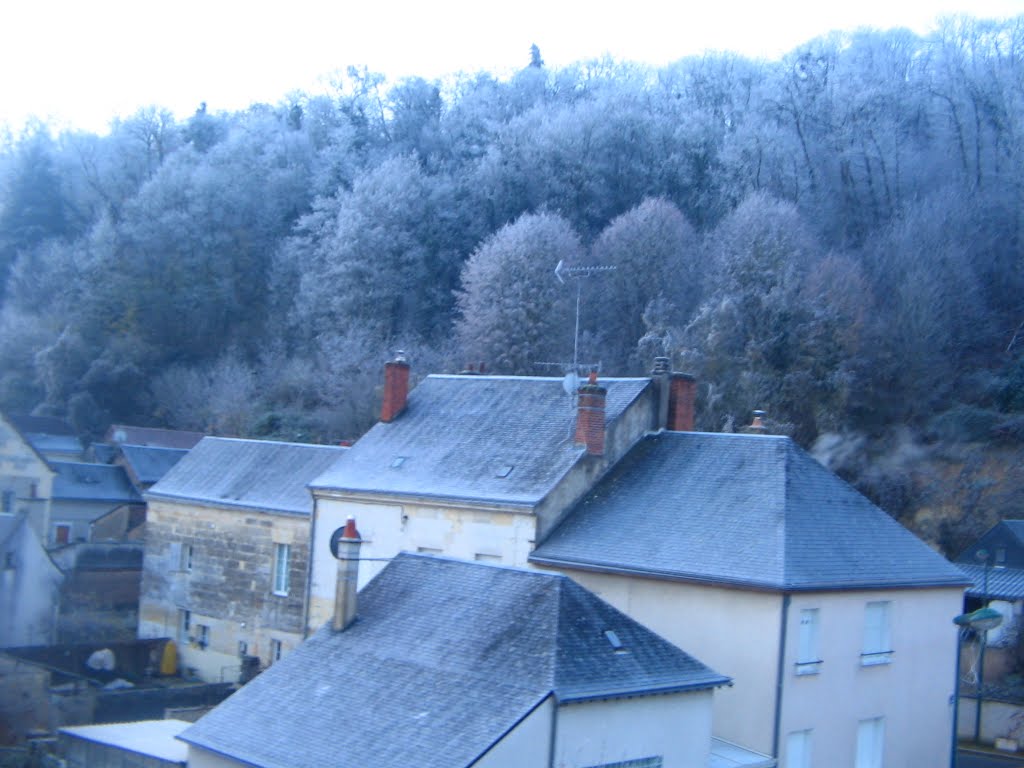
left=390, top=456, right=407, bottom=469
left=495, top=465, right=514, bottom=478
left=604, top=629, right=628, bottom=654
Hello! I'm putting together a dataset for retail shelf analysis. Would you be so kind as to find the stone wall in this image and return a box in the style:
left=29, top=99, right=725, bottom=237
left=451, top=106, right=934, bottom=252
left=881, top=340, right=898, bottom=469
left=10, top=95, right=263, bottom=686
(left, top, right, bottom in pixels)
left=139, top=500, right=309, bottom=680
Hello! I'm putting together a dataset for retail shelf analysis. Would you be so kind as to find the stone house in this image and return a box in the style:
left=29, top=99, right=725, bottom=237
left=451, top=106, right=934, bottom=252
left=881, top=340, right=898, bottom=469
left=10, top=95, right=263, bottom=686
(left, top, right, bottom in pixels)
left=7, top=414, right=83, bottom=462
left=138, top=437, right=347, bottom=681
left=181, top=550, right=763, bottom=768
left=49, top=461, right=143, bottom=546
left=305, top=356, right=967, bottom=767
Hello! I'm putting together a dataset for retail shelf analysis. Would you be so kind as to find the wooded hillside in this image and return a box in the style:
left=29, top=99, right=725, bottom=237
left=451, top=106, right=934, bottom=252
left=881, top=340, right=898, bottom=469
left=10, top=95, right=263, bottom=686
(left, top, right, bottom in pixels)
left=1, top=18, right=1022, bottom=553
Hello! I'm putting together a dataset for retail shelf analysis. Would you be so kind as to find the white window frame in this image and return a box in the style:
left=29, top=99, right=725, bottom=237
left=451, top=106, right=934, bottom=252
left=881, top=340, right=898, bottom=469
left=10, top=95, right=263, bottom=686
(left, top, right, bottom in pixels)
left=786, top=729, right=812, bottom=768
left=195, top=623, right=210, bottom=649
left=270, top=638, right=283, bottom=664
left=855, top=717, right=885, bottom=768
left=273, top=543, right=290, bottom=596
left=861, top=601, right=893, bottom=666
left=796, top=608, right=821, bottom=675
left=181, top=544, right=193, bottom=572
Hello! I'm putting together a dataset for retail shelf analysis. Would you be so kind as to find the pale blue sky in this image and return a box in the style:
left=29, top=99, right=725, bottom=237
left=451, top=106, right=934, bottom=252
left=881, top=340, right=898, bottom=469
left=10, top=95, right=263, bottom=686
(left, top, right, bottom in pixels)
left=2, top=0, right=1022, bottom=134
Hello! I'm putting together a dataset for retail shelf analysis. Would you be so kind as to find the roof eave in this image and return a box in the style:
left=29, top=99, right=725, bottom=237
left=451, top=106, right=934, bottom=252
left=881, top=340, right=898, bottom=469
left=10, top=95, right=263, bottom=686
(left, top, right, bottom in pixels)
left=145, top=492, right=310, bottom=518
left=557, top=676, right=731, bottom=704
left=530, top=554, right=970, bottom=593
left=310, top=486, right=538, bottom=513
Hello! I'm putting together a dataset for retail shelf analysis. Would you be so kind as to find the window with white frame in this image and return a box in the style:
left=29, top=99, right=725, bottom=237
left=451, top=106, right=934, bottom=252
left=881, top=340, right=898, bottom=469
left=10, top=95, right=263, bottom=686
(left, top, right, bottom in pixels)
left=786, top=730, right=812, bottom=768
left=195, top=624, right=210, bottom=649
left=180, top=544, right=193, bottom=572
left=796, top=608, right=821, bottom=675
left=270, top=638, right=283, bottom=664
left=273, top=543, right=290, bottom=596
left=855, top=717, right=885, bottom=768
left=861, top=601, right=892, bottom=665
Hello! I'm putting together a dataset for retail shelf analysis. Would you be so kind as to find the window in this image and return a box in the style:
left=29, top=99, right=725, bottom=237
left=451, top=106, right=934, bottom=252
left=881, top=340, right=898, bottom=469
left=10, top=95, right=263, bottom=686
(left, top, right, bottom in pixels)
left=195, top=624, right=210, bottom=649
left=416, top=546, right=442, bottom=555
left=861, top=601, right=892, bottom=665
left=54, top=524, right=71, bottom=545
left=796, top=608, right=821, bottom=675
left=1, top=490, right=13, bottom=514
left=180, top=544, right=194, bottom=572
left=273, top=543, right=290, bottom=595
left=270, top=638, right=283, bottom=663
left=786, top=730, right=812, bottom=768
left=3, top=552, right=14, bottom=570
left=474, top=553, right=502, bottom=563
left=855, top=717, right=885, bottom=768
left=178, top=609, right=191, bottom=644
left=996, top=548, right=1007, bottom=567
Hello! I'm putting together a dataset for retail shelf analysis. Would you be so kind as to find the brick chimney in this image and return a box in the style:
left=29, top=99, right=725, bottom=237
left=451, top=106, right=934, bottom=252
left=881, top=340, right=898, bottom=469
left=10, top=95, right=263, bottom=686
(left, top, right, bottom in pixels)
left=380, top=352, right=410, bottom=423
left=575, top=372, right=607, bottom=456
left=667, top=373, right=696, bottom=431
left=330, top=517, right=362, bottom=632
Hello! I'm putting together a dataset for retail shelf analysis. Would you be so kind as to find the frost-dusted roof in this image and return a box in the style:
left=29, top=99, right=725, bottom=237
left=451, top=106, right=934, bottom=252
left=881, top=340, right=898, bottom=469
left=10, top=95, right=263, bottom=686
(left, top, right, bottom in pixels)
left=311, top=375, right=651, bottom=506
left=958, top=563, right=1024, bottom=600
left=106, top=425, right=205, bottom=449
left=51, top=462, right=143, bottom=504
left=180, top=553, right=727, bottom=768
left=118, top=445, right=188, bottom=485
left=60, top=720, right=189, bottom=764
left=532, top=432, right=968, bottom=592
left=148, top=437, right=347, bottom=516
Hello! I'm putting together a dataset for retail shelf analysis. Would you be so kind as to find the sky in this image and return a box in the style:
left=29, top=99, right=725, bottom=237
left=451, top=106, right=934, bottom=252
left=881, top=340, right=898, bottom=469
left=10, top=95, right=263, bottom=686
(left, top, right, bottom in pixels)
left=2, top=0, right=1023, bottom=135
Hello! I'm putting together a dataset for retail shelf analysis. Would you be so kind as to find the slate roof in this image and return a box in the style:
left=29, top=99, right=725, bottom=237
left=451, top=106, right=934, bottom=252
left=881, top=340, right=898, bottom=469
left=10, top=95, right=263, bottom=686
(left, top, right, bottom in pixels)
left=180, top=553, right=728, bottom=768
left=8, top=414, right=76, bottom=436
left=958, top=564, right=1024, bottom=600
left=118, top=445, right=188, bottom=485
left=106, top=425, right=205, bottom=450
left=532, top=432, right=968, bottom=592
left=311, top=375, right=651, bottom=506
left=60, top=720, right=189, bottom=764
left=51, top=462, right=143, bottom=504
left=147, top=437, right=347, bottom=516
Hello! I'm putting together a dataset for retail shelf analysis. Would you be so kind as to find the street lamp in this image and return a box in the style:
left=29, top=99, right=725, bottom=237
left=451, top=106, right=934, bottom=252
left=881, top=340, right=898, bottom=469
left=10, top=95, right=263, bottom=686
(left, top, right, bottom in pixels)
left=951, top=606, right=1003, bottom=768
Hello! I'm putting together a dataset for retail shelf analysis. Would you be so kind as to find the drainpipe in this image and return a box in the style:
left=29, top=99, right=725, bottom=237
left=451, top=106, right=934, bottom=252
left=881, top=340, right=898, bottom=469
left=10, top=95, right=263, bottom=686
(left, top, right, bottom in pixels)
left=773, top=594, right=791, bottom=760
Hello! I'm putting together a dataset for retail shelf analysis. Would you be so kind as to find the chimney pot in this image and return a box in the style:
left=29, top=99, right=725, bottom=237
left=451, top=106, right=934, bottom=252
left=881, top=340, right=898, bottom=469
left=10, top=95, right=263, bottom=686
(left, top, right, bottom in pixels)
left=381, top=355, right=411, bottom=422
left=746, top=410, right=768, bottom=434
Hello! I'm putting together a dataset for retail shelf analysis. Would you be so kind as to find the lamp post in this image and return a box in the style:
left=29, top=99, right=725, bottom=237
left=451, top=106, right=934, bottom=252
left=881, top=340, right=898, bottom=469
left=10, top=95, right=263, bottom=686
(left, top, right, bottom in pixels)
left=951, top=606, right=1003, bottom=768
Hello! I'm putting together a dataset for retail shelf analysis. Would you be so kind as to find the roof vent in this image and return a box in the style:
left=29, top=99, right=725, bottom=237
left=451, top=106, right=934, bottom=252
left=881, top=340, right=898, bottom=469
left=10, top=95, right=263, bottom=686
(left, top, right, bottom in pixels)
left=390, top=456, right=407, bottom=469
left=495, top=465, right=514, bottom=478
left=604, top=629, right=628, bottom=654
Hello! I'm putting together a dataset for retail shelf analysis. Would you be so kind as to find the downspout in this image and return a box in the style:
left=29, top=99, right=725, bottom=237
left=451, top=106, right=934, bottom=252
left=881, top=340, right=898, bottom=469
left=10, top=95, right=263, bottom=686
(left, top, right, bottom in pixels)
left=549, top=695, right=559, bottom=768
left=773, top=593, right=791, bottom=760
left=301, top=495, right=318, bottom=639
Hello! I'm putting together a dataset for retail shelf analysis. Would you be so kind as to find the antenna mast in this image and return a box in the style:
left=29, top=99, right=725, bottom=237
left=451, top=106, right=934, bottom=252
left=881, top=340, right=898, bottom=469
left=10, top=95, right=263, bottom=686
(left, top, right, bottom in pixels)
left=554, top=259, right=616, bottom=375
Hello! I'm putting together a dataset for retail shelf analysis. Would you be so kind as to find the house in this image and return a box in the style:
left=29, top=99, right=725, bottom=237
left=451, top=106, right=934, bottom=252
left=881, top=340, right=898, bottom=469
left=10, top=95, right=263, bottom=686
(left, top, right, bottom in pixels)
left=8, top=414, right=83, bottom=461
left=956, top=520, right=1024, bottom=646
left=307, top=356, right=968, bottom=767
left=530, top=431, right=968, bottom=767
left=138, top=437, right=348, bottom=681
left=49, top=461, right=143, bottom=546
left=1, top=411, right=56, bottom=541
left=305, top=357, right=696, bottom=630
left=180, top=548, right=760, bottom=768
left=56, top=719, right=190, bottom=768
left=0, top=513, right=63, bottom=647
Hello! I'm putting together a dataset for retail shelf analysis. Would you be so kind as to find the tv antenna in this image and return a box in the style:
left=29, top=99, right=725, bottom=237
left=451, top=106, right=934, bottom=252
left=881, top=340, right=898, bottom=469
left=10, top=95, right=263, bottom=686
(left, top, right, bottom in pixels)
left=553, top=259, right=616, bottom=379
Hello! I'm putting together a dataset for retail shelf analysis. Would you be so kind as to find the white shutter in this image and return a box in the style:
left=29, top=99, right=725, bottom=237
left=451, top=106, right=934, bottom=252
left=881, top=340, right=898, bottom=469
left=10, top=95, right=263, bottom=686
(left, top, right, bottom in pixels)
left=786, top=730, right=812, bottom=768
left=855, top=718, right=884, bottom=768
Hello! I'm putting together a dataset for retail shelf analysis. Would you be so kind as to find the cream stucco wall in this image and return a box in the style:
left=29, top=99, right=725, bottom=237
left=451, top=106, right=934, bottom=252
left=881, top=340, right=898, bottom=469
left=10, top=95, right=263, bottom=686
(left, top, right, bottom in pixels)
left=307, top=495, right=537, bottom=632
left=473, top=696, right=554, bottom=768
left=552, top=568, right=783, bottom=754
left=554, top=691, right=714, bottom=768
left=186, top=745, right=245, bottom=768
left=779, top=587, right=962, bottom=768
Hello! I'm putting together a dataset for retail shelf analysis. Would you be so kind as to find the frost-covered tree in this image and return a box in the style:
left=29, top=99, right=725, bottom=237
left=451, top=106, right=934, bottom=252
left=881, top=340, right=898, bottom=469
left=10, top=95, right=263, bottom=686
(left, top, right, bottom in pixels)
left=456, top=212, right=581, bottom=373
